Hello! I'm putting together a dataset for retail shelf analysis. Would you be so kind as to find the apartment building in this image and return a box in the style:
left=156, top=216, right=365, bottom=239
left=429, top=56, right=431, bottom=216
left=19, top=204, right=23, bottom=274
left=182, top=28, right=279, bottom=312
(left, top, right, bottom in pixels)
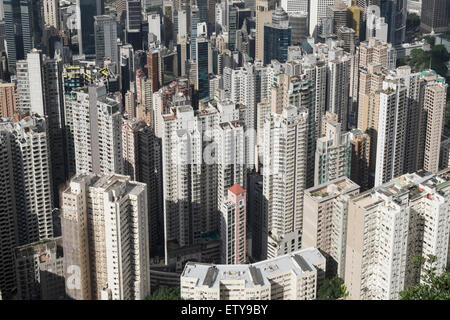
left=220, top=185, right=247, bottom=265
left=417, top=70, right=448, bottom=174
left=263, top=106, right=308, bottom=258
left=345, top=181, right=410, bottom=300
left=180, top=248, right=326, bottom=300
left=0, top=115, right=54, bottom=297
left=346, top=171, right=450, bottom=299
left=15, top=237, right=65, bottom=300
left=0, top=82, right=17, bottom=118
left=303, top=178, right=360, bottom=278
left=64, top=85, right=123, bottom=176
left=61, top=174, right=150, bottom=300
left=315, top=118, right=352, bottom=186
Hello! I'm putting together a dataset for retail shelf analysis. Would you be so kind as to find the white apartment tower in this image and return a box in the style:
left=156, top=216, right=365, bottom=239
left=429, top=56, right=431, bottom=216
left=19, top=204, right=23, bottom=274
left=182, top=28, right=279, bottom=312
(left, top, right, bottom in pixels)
left=346, top=172, right=450, bottom=299
left=374, top=80, right=408, bottom=187
left=64, top=85, right=123, bottom=176
left=61, top=174, right=151, bottom=300
left=345, top=182, right=411, bottom=300
left=315, top=118, right=352, bottom=186
left=263, top=106, right=308, bottom=258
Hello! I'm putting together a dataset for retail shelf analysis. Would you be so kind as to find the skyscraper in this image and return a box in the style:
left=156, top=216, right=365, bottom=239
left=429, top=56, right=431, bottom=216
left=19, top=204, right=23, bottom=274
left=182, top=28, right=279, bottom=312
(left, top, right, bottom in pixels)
left=77, top=0, right=105, bottom=56
left=303, top=177, right=360, bottom=277
left=94, top=15, right=119, bottom=74
left=196, top=24, right=210, bottom=101
left=125, top=0, right=142, bottom=50
left=4, top=0, right=43, bottom=70
left=420, top=0, right=450, bottom=33
left=255, top=0, right=275, bottom=62
left=0, top=115, right=54, bottom=298
left=220, top=184, right=247, bottom=264
left=62, top=174, right=150, bottom=300
left=315, top=118, right=352, bottom=186
left=64, top=85, right=123, bottom=176
left=310, top=0, right=335, bottom=39
left=263, top=106, right=308, bottom=258
left=263, top=8, right=291, bottom=65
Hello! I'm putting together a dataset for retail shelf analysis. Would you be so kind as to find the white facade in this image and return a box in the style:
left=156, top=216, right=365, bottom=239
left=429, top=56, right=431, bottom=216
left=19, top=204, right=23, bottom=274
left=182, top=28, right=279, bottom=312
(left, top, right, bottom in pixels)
left=374, top=81, right=408, bottom=187
left=181, top=247, right=326, bottom=300
left=310, top=0, right=335, bottom=38
left=315, top=118, right=351, bottom=186
left=64, top=85, right=123, bottom=176
left=263, top=106, right=308, bottom=258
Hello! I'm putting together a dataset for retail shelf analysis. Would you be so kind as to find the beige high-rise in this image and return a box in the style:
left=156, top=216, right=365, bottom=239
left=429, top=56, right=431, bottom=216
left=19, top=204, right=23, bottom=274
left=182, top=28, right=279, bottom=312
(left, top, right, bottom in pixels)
left=0, top=83, right=17, bottom=118
left=61, top=174, right=150, bottom=300
left=303, top=177, right=360, bottom=278
left=255, top=0, right=275, bottom=62
left=417, top=71, right=448, bottom=174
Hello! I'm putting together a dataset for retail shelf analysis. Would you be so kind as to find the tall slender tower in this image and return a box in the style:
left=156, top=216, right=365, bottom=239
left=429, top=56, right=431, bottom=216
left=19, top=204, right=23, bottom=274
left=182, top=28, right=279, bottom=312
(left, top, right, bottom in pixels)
left=263, top=106, right=308, bottom=258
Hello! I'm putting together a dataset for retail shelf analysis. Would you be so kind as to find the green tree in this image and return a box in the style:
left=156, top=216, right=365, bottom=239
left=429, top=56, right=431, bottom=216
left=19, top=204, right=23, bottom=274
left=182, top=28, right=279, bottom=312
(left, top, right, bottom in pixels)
left=406, top=13, right=420, bottom=31
left=400, top=255, right=450, bottom=300
left=146, top=286, right=181, bottom=300
left=316, top=276, right=349, bottom=300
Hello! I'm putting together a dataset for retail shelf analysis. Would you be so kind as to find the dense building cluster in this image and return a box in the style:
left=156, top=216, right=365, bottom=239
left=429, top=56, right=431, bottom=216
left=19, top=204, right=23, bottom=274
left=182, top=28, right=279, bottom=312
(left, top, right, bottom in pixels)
left=0, top=0, right=449, bottom=301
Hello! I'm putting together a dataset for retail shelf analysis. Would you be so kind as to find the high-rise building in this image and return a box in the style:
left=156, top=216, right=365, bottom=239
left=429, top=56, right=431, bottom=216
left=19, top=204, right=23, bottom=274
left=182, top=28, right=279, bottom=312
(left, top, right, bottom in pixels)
left=288, top=11, right=309, bottom=45
left=15, top=237, right=65, bottom=300
left=310, top=0, right=335, bottom=39
left=196, top=25, right=210, bottom=101
left=281, top=0, right=308, bottom=13
left=77, top=0, right=105, bottom=56
left=349, top=129, right=371, bottom=191
left=315, top=118, right=352, bottom=186
left=61, top=174, right=151, bottom=300
left=327, top=1, right=349, bottom=34
left=345, top=178, right=410, bottom=300
left=3, top=0, right=44, bottom=70
left=64, top=85, right=123, bottom=176
left=417, top=70, right=448, bottom=174
left=94, top=15, right=119, bottom=74
left=374, top=80, right=408, bottom=187
left=0, top=115, right=54, bottom=297
left=0, top=83, right=17, bottom=118
left=125, top=0, right=142, bottom=50
left=327, top=48, right=351, bottom=130
left=303, top=177, right=360, bottom=277
left=121, top=119, right=164, bottom=252
left=43, top=0, right=59, bottom=29
left=264, top=7, right=291, bottom=65
left=346, top=172, right=450, bottom=299
left=220, top=185, right=247, bottom=265
left=247, top=171, right=267, bottom=261
left=420, top=0, right=450, bottom=33
left=263, top=106, right=308, bottom=258
left=181, top=248, right=326, bottom=300
left=255, top=0, right=275, bottom=62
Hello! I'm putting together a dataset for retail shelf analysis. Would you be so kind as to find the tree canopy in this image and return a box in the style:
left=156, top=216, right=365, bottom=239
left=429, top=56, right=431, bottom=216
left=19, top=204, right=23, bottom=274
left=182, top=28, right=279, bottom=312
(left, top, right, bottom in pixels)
left=316, top=276, right=349, bottom=300
left=146, top=286, right=181, bottom=300
left=400, top=255, right=450, bottom=300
